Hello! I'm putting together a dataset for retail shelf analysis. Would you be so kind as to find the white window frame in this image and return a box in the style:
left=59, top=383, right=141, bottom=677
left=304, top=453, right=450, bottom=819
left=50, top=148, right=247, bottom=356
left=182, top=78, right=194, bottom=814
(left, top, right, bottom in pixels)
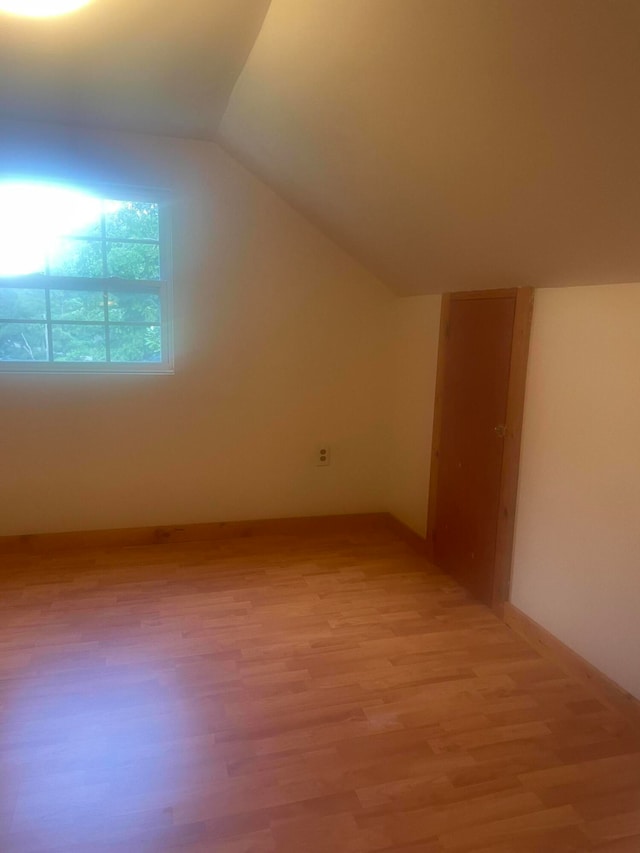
left=0, top=181, right=174, bottom=375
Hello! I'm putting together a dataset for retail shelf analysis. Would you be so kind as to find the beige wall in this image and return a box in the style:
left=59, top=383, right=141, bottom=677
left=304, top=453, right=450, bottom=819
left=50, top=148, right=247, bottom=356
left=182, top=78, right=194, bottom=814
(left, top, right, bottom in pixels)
left=387, top=296, right=441, bottom=535
left=0, top=120, right=393, bottom=536
left=511, top=283, right=640, bottom=699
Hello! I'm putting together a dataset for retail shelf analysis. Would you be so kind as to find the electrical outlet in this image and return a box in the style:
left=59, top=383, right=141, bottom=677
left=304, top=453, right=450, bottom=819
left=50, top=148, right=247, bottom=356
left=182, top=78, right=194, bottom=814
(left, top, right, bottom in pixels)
left=316, top=444, right=331, bottom=466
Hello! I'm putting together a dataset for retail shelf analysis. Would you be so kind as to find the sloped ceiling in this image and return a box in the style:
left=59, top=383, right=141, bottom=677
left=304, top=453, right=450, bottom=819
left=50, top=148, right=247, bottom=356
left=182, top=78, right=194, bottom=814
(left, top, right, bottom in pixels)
left=219, top=0, right=640, bottom=294
left=3, top=1, right=640, bottom=294
left=0, top=0, right=270, bottom=138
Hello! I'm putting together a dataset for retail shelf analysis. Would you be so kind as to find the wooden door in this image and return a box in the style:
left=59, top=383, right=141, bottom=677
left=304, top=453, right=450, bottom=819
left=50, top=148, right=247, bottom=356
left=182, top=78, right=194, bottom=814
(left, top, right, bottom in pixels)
left=427, top=289, right=533, bottom=609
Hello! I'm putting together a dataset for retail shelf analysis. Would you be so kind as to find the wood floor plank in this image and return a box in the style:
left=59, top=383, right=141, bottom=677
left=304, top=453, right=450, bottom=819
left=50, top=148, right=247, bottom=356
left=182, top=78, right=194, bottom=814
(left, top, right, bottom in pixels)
left=1, top=527, right=639, bottom=851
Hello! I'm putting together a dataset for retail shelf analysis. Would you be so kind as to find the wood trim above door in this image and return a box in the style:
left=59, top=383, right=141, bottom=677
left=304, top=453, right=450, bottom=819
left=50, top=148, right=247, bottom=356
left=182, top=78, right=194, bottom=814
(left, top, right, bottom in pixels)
left=426, top=287, right=534, bottom=612
left=449, top=288, right=518, bottom=301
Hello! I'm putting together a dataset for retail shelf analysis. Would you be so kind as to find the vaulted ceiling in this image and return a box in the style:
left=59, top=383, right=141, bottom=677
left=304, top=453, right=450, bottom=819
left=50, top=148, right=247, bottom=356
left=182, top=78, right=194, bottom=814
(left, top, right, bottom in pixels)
left=3, top=1, right=640, bottom=294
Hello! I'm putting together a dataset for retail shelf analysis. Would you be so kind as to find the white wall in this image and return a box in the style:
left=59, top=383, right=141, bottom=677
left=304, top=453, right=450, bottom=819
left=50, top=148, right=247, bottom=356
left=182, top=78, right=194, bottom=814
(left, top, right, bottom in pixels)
left=387, top=295, right=441, bottom=535
left=0, top=120, right=393, bottom=535
left=511, top=283, right=640, bottom=699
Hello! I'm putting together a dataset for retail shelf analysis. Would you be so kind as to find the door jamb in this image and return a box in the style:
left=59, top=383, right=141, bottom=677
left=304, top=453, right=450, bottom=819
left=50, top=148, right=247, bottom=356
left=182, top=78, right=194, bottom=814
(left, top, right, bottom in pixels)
left=425, top=293, right=451, bottom=563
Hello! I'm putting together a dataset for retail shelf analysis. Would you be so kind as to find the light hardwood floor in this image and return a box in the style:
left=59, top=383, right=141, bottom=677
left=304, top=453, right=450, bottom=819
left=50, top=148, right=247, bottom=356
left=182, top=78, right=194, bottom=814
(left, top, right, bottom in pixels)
left=1, top=527, right=639, bottom=852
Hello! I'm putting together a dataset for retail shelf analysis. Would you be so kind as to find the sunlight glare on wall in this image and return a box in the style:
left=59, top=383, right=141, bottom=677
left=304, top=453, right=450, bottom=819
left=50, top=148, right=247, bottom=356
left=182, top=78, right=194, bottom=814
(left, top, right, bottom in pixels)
left=0, top=181, right=103, bottom=276
left=0, top=0, right=92, bottom=18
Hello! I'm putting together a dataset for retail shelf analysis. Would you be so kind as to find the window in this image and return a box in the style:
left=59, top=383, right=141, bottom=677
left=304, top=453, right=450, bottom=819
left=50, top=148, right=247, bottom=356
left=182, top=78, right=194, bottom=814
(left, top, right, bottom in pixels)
left=0, top=180, right=173, bottom=373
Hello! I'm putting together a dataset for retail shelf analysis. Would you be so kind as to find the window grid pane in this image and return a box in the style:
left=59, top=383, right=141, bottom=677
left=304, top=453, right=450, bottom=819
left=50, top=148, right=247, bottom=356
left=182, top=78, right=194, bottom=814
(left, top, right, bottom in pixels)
left=47, top=238, right=104, bottom=278
left=45, top=288, right=53, bottom=363
left=108, top=324, right=162, bottom=363
left=0, top=287, right=46, bottom=320
left=52, top=323, right=108, bottom=363
left=104, top=200, right=160, bottom=241
left=0, top=323, right=49, bottom=362
left=50, top=289, right=106, bottom=322
left=0, top=284, right=165, bottom=364
left=100, top=210, right=110, bottom=362
left=0, top=185, right=170, bottom=371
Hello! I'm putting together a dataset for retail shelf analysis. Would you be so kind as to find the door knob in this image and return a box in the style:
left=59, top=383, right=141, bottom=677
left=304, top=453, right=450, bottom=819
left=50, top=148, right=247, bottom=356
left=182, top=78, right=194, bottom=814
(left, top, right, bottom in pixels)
left=494, top=424, right=507, bottom=437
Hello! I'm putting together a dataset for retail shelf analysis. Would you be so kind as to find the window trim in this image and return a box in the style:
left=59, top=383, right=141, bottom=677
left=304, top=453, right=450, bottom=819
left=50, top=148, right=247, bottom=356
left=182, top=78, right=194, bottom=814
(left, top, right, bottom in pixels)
left=0, top=181, right=174, bottom=375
